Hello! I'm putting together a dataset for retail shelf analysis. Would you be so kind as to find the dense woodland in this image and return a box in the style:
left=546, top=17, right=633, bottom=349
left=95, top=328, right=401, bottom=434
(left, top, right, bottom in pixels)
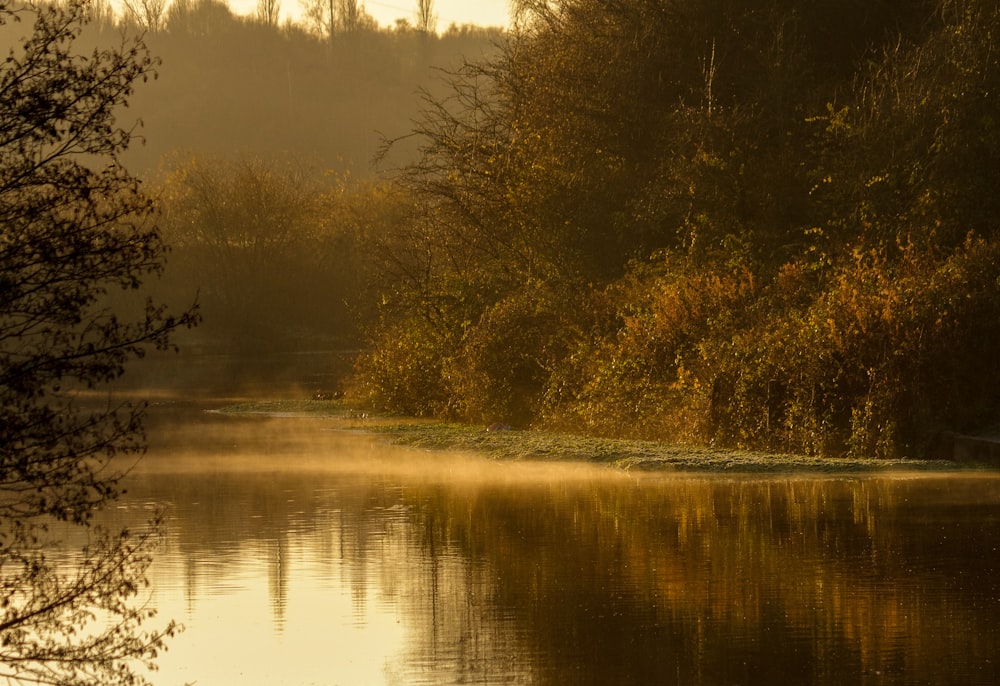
left=349, top=0, right=1000, bottom=460
left=17, top=0, right=1000, bottom=459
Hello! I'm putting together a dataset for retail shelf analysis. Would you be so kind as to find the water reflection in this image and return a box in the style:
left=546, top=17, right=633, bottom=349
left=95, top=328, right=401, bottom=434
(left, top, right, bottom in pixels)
left=112, top=408, right=1000, bottom=685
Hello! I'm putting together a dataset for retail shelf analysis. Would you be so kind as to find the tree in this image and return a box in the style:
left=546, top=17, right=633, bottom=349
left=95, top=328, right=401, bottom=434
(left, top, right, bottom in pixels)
left=301, top=0, right=335, bottom=40
left=158, top=154, right=324, bottom=348
left=337, top=0, right=359, bottom=31
left=300, top=0, right=374, bottom=38
left=0, top=1, right=195, bottom=683
left=84, top=0, right=117, bottom=28
left=255, top=0, right=280, bottom=26
left=164, top=0, right=236, bottom=36
left=121, top=0, right=169, bottom=32
left=360, top=0, right=1000, bottom=455
left=415, top=0, right=435, bottom=33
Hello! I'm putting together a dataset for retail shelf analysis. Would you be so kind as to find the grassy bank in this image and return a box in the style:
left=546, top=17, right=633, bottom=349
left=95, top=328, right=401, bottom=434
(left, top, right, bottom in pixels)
left=215, top=400, right=989, bottom=473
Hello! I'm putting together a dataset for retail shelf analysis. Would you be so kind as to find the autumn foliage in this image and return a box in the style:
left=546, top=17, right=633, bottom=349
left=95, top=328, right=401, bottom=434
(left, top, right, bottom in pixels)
left=351, top=0, right=1000, bottom=459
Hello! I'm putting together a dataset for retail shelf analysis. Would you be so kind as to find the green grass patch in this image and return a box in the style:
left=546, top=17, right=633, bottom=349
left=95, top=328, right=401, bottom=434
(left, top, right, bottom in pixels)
left=356, top=422, right=982, bottom=474
left=216, top=401, right=986, bottom=473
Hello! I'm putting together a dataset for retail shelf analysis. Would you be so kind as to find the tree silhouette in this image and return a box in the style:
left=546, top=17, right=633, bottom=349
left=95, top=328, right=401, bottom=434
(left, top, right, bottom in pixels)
left=416, top=0, right=436, bottom=33
left=256, top=0, right=281, bottom=26
left=121, top=0, right=168, bottom=32
left=0, top=1, right=196, bottom=682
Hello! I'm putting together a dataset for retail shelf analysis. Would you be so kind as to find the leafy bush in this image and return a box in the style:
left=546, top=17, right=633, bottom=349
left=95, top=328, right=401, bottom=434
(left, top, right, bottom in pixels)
left=349, top=313, right=455, bottom=416
left=709, top=236, right=1000, bottom=458
left=446, top=284, right=584, bottom=426
left=544, top=261, right=758, bottom=441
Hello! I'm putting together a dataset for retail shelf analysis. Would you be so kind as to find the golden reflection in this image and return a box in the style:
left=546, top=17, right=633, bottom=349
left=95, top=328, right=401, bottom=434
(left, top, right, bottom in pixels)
left=108, top=410, right=1000, bottom=685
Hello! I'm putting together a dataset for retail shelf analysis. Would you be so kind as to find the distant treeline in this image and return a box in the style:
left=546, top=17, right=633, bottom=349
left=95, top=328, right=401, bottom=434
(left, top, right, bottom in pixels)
left=12, top=0, right=503, bottom=354
left=343, top=0, right=1000, bottom=459
left=32, top=0, right=504, bottom=175
left=151, top=154, right=408, bottom=354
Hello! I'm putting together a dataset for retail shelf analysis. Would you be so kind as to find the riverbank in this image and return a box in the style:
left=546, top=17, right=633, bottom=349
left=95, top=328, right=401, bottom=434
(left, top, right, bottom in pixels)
left=215, top=399, right=991, bottom=473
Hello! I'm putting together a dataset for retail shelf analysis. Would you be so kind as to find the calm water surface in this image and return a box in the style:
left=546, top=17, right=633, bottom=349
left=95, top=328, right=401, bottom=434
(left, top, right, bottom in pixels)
left=111, top=405, right=1000, bottom=685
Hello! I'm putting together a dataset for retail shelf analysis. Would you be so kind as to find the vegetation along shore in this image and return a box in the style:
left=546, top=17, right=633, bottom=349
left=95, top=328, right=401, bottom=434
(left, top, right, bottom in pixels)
left=216, top=400, right=996, bottom=474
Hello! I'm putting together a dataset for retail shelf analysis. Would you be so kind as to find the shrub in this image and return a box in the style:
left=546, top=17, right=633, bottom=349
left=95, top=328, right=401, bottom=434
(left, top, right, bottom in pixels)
left=716, top=235, right=1000, bottom=458
left=348, top=314, right=455, bottom=417
left=447, top=284, right=586, bottom=427
left=548, top=260, right=758, bottom=440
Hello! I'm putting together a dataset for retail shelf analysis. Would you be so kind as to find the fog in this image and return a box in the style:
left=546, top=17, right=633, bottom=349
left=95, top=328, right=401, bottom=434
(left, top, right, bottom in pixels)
left=102, top=404, right=1000, bottom=686
left=74, top=10, right=504, bottom=361
left=138, top=400, right=633, bottom=486
left=125, top=16, right=503, bottom=177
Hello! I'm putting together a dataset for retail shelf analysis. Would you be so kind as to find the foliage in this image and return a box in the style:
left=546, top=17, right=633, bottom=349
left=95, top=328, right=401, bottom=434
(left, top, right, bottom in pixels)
left=27, top=0, right=506, bottom=177
left=357, top=0, right=1000, bottom=459
left=156, top=154, right=402, bottom=351
left=349, top=310, right=456, bottom=417
left=547, top=261, right=759, bottom=441
left=446, top=282, right=587, bottom=426
left=158, top=154, right=323, bottom=347
left=0, top=1, right=193, bottom=682
left=717, top=237, right=1000, bottom=458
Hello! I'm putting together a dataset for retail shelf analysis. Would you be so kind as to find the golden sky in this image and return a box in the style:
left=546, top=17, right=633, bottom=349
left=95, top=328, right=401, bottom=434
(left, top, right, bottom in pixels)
left=364, top=0, right=511, bottom=29
left=224, top=0, right=512, bottom=30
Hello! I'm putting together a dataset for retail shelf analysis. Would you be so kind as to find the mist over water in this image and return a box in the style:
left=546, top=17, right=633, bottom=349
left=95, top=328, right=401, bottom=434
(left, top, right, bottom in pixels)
left=98, top=402, right=1000, bottom=686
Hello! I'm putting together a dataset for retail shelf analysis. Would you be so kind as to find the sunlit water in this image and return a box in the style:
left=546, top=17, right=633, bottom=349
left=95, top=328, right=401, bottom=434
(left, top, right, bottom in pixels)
left=102, top=405, right=1000, bottom=685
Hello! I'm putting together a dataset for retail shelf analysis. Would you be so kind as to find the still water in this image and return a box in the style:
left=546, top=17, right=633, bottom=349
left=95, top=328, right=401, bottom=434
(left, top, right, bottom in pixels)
left=112, top=405, right=1000, bottom=685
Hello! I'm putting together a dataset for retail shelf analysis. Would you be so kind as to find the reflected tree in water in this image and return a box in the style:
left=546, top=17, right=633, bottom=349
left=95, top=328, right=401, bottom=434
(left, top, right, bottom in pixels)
left=392, top=476, right=1000, bottom=685
left=117, top=407, right=1000, bottom=686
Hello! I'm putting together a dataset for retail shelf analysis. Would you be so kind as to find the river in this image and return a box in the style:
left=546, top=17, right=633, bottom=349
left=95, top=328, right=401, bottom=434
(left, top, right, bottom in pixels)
left=105, top=402, right=1000, bottom=685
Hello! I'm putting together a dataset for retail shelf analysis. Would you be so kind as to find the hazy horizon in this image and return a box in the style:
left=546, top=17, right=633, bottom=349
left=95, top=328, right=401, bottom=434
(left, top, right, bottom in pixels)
left=126, top=0, right=513, bottom=31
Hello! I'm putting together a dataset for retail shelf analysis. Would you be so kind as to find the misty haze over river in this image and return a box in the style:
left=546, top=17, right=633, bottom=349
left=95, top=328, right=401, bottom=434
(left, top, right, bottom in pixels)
left=94, top=369, right=1000, bottom=686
